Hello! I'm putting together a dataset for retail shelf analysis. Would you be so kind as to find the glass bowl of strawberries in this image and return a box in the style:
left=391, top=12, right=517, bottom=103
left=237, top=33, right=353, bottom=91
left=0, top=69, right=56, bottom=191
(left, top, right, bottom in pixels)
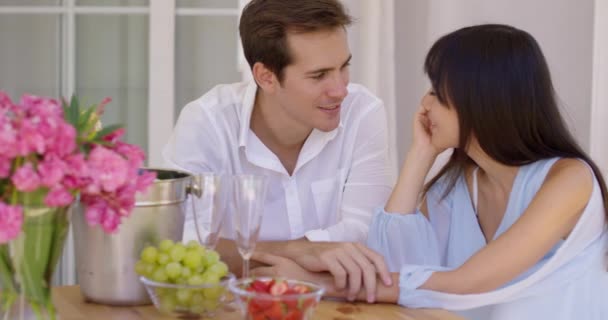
left=228, top=277, right=325, bottom=320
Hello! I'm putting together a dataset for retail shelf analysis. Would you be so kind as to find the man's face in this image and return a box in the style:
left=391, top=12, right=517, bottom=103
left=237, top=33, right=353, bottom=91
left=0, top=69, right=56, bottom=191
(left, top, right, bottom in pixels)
left=274, top=27, right=351, bottom=132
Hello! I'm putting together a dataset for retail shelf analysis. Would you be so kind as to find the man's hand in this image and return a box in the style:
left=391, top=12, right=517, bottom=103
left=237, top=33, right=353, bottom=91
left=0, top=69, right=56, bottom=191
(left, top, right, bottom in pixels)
left=250, top=252, right=317, bottom=283
left=280, top=241, right=392, bottom=302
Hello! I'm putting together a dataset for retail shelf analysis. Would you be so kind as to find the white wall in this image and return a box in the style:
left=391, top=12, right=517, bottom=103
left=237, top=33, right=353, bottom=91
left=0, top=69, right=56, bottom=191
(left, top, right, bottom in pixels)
left=394, top=0, right=596, bottom=164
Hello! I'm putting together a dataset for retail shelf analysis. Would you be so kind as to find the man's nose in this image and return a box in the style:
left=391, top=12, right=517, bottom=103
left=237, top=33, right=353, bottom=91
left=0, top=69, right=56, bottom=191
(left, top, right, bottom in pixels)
left=327, top=76, right=348, bottom=100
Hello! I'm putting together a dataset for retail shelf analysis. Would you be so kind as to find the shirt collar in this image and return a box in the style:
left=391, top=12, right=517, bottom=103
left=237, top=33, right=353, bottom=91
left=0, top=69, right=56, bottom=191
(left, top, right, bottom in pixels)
left=238, top=80, right=344, bottom=149
left=238, top=80, right=258, bottom=148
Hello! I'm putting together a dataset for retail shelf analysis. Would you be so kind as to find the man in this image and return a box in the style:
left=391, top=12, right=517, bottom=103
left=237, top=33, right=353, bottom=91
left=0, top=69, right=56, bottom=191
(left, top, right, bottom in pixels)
left=163, top=0, right=393, bottom=301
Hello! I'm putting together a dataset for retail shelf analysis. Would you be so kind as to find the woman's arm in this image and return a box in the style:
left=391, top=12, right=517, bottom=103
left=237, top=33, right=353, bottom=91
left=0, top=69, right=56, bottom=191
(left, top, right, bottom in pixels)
left=420, top=158, right=594, bottom=294
left=385, top=102, right=444, bottom=215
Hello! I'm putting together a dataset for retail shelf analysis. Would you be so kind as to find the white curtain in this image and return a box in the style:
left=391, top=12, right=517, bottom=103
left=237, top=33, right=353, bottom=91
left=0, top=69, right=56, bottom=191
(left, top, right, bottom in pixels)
left=342, top=0, right=398, bottom=182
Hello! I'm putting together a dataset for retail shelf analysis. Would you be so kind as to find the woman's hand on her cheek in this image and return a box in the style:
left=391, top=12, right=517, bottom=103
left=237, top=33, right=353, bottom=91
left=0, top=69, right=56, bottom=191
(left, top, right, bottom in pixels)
left=412, top=104, right=444, bottom=157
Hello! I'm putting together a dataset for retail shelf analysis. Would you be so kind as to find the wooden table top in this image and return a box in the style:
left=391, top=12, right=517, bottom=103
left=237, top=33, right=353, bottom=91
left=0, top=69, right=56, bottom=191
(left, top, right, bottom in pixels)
left=53, top=286, right=464, bottom=320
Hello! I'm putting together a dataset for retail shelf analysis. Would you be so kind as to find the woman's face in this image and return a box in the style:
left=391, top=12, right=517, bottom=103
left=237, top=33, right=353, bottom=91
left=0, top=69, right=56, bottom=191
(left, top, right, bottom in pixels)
left=421, top=89, right=460, bottom=150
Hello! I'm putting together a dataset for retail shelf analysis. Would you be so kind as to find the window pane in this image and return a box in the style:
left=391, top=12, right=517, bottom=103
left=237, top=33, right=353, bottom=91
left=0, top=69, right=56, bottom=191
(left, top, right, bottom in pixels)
left=176, top=0, right=238, bottom=9
left=175, top=16, right=241, bottom=118
left=0, top=15, right=60, bottom=99
left=0, top=0, right=61, bottom=5
left=76, top=0, right=148, bottom=6
left=75, top=15, right=149, bottom=158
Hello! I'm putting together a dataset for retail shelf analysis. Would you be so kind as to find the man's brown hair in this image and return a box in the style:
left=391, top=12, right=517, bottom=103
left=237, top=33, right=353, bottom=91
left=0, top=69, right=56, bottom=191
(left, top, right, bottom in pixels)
left=239, top=0, right=352, bottom=83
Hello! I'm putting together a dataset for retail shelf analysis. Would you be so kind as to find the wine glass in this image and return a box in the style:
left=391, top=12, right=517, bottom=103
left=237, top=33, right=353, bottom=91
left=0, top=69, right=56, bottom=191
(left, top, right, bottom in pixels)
left=190, top=173, right=227, bottom=250
left=232, top=174, right=268, bottom=278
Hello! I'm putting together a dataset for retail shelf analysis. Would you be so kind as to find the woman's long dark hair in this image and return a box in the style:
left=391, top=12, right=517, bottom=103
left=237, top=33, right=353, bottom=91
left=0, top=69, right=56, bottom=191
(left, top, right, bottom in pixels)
left=422, top=24, right=608, bottom=221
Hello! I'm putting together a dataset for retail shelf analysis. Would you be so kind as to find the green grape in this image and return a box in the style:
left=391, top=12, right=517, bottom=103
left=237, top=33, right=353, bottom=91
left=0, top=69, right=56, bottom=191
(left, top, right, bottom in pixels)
left=159, top=239, right=174, bottom=252
left=200, top=271, right=220, bottom=284
left=152, top=267, right=169, bottom=283
left=186, top=240, right=200, bottom=250
left=165, top=262, right=182, bottom=279
left=140, top=246, right=158, bottom=264
left=144, top=263, right=156, bottom=277
left=157, top=253, right=170, bottom=265
left=158, top=292, right=177, bottom=313
left=187, top=275, right=205, bottom=286
left=202, top=250, right=220, bottom=267
left=175, top=277, right=188, bottom=285
left=170, top=244, right=187, bottom=262
left=190, top=292, right=204, bottom=306
left=202, top=286, right=224, bottom=300
left=190, top=305, right=205, bottom=314
left=183, top=250, right=203, bottom=269
left=134, top=261, right=148, bottom=276
left=156, top=287, right=169, bottom=297
left=196, top=245, right=206, bottom=257
left=201, top=299, right=219, bottom=312
left=176, top=288, right=193, bottom=305
left=181, top=266, right=192, bottom=279
left=206, top=262, right=228, bottom=278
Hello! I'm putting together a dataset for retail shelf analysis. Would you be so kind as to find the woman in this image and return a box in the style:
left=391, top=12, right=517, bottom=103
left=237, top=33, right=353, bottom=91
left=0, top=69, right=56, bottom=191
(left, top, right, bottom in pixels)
left=253, top=24, right=608, bottom=319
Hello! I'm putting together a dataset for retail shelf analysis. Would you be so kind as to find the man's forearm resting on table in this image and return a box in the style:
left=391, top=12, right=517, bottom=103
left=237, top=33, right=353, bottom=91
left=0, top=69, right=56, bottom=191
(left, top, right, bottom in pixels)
left=215, top=237, right=312, bottom=276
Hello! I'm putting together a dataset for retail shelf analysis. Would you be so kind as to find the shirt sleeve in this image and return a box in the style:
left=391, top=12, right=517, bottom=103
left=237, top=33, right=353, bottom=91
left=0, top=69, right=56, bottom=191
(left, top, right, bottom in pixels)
left=162, top=100, right=222, bottom=174
left=305, top=102, right=393, bottom=242
left=161, top=100, right=225, bottom=243
left=366, top=208, right=443, bottom=272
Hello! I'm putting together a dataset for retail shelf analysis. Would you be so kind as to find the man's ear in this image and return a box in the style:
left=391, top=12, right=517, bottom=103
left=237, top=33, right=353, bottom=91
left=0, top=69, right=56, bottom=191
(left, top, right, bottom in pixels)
left=252, top=62, right=279, bottom=93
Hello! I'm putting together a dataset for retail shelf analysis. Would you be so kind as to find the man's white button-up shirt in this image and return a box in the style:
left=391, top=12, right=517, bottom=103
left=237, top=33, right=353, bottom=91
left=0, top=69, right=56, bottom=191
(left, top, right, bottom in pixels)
left=162, top=81, right=392, bottom=243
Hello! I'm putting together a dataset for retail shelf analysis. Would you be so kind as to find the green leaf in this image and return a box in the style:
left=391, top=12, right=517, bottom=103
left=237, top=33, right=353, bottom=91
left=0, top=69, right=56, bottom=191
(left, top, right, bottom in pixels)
left=68, top=95, right=80, bottom=127
left=0, top=245, right=16, bottom=293
left=78, top=105, right=97, bottom=133
left=93, top=124, right=123, bottom=140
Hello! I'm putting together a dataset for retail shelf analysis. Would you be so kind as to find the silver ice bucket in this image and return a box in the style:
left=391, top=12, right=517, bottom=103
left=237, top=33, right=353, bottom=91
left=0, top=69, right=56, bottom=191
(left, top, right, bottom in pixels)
left=73, top=168, right=191, bottom=305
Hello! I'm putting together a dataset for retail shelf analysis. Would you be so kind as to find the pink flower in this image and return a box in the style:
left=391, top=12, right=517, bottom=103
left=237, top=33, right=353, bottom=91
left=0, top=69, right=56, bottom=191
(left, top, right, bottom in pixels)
left=87, top=146, right=128, bottom=193
left=0, top=156, right=10, bottom=178
left=0, top=202, right=23, bottom=243
left=1, top=93, right=154, bottom=237
left=25, top=96, right=62, bottom=119
left=0, top=121, right=18, bottom=159
left=0, top=91, right=13, bottom=111
left=84, top=201, right=103, bottom=227
left=113, top=141, right=145, bottom=169
left=17, top=119, right=46, bottom=156
left=46, top=122, right=76, bottom=157
left=82, top=200, right=121, bottom=233
left=102, top=127, right=125, bottom=144
left=11, top=163, right=41, bottom=192
left=44, top=186, right=74, bottom=207
left=38, top=156, right=67, bottom=187
left=20, top=94, right=60, bottom=117
left=136, top=170, right=157, bottom=193
left=101, top=208, right=121, bottom=233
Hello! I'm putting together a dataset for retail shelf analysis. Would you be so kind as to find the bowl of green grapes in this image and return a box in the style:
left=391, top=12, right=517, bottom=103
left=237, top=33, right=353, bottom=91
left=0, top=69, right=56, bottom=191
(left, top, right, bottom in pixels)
left=135, top=239, right=234, bottom=318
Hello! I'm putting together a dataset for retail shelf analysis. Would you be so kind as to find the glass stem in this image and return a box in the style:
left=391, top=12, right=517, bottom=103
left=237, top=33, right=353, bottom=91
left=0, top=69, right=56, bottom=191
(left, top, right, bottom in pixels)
left=242, top=258, right=250, bottom=278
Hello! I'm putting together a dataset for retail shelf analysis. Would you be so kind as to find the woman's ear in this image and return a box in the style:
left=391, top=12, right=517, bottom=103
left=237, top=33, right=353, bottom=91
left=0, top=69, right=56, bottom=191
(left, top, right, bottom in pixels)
left=252, top=62, right=279, bottom=93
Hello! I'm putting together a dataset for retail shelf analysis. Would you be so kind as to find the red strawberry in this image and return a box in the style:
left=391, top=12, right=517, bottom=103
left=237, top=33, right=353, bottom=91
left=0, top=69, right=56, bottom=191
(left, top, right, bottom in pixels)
left=270, top=281, right=288, bottom=296
left=264, top=302, right=284, bottom=320
left=250, top=279, right=272, bottom=293
left=249, top=298, right=273, bottom=312
left=284, top=299, right=298, bottom=310
left=285, top=309, right=304, bottom=320
left=291, top=284, right=310, bottom=294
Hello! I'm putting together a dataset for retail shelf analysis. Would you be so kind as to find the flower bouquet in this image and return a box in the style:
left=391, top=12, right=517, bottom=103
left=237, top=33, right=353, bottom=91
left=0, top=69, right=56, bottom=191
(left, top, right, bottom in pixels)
left=0, top=91, right=156, bottom=320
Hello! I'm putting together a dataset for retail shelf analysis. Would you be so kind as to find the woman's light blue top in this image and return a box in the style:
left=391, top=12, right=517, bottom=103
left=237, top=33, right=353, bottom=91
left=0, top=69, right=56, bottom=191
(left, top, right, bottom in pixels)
left=367, top=158, right=608, bottom=319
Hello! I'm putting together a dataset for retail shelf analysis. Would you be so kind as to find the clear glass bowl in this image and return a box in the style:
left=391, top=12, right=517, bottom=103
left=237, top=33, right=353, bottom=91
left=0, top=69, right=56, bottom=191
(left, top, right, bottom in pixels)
left=228, top=277, right=325, bottom=320
left=140, top=273, right=235, bottom=319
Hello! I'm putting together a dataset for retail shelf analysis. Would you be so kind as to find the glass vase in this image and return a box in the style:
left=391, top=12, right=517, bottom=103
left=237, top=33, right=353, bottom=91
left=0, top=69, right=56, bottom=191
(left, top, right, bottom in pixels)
left=0, top=204, right=71, bottom=320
